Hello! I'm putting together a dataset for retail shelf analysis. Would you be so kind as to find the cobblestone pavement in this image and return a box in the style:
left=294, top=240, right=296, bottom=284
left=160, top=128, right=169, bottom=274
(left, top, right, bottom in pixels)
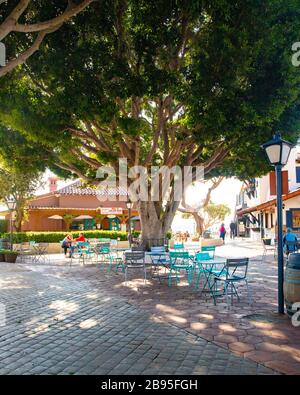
left=0, top=253, right=277, bottom=375
left=22, top=238, right=300, bottom=375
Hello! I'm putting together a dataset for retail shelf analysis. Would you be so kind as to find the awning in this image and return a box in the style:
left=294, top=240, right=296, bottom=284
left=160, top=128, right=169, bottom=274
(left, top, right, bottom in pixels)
left=48, top=215, right=63, bottom=220
left=74, top=215, right=94, bottom=220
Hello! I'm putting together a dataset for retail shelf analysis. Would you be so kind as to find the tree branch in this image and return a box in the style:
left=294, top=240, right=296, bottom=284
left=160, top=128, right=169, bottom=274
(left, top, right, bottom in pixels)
left=0, top=0, right=31, bottom=40
left=0, top=30, right=46, bottom=77
left=13, top=0, right=94, bottom=34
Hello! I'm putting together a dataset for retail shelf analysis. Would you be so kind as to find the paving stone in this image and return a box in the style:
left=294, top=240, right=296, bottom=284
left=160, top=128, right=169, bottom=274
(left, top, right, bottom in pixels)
left=0, top=254, right=280, bottom=376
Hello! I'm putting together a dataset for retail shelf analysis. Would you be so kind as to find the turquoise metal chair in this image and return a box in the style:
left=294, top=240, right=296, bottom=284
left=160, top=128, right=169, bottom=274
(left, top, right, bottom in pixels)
left=77, top=242, right=94, bottom=265
left=201, top=246, right=216, bottom=259
left=169, top=251, right=194, bottom=286
left=95, top=244, right=122, bottom=272
left=173, top=243, right=185, bottom=251
left=194, top=252, right=211, bottom=289
left=213, top=258, right=251, bottom=308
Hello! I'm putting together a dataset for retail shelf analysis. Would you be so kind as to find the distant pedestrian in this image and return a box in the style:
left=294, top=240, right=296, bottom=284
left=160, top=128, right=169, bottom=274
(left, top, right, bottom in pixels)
left=219, top=223, right=226, bottom=244
left=283, top=228, right=298, bottom=256
left=230, top=221, right=237, bottom=239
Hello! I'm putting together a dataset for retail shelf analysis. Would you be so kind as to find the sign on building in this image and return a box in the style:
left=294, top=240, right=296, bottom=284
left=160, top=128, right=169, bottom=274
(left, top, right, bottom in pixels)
left=0, top=42, right=5, bottom=67
left=100, top=207, right=123, bottom=215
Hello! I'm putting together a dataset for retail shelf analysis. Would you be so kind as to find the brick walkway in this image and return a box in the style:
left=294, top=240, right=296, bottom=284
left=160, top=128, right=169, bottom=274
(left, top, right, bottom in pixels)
left=26, top=238, right=299, bottom=375
left=0, top=249, right=277, bottom=375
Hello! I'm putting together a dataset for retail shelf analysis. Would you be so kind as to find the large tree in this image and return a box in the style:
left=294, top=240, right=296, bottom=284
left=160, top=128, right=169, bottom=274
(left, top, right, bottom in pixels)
left=1, top=0, right=300, bottom=243
left=179, top=177, right=225, bottom=236
left=0, top=0, right=94, bottom=77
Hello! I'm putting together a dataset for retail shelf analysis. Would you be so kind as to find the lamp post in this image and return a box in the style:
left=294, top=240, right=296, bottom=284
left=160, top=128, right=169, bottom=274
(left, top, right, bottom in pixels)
left=126, top=201, right=133, bottom=248
left=261, top=132, right=293, bottom=314
left=6, top=199, right=16, bottom=251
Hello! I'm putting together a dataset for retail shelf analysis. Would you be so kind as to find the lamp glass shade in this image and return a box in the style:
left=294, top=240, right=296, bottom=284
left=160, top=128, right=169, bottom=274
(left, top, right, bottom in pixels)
left=262, top=133, right=293, bottom=166
left=265, top=144, right=281, bottom=165
left=126, top=201, right=133, bottom=209
left=281, top=143, right=292, bottom=165
left=7, top=200, right=16, bottom=210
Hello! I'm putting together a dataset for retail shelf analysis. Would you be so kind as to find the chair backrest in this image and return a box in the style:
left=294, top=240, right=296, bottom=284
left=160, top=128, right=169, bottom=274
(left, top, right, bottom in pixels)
left=173, top=243, right=184, bottom=250
left=132, top=246, right=145, bottom=252
left=100, top=246, right=110, bottom=253
left=98, top=242, right=110, bottom=250
left=124, top=251, right=145, bottom=265
left=38, top=242, right=49, bottom=248
left=201, top=246, right=216, bottom=258
left=226, top=258, right=249, bottom=280
left=151, top=246, right=166, bottom=253
left=169, top=251, right=190, bottom=265
left=195, top=252, right=211, bottom=261
left=77, top=241, right=91, bottom=251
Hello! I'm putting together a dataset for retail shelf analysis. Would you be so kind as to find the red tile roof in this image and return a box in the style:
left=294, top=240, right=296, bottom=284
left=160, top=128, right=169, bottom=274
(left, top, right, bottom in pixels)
left=56, top=180, right=128, bottom=197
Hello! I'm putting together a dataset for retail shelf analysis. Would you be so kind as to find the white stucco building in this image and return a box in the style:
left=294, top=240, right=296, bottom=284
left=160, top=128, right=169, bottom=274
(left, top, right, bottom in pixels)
left=236, top=143, right=300, bottom=240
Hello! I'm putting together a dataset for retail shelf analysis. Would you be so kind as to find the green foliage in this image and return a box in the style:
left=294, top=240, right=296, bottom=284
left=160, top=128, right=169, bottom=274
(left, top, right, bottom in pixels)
left=0, top=250, right=18, bottom=255
left=0, top=0, right=299, bottom=181
left=0, top=220, right=8, bottom=233
left=204, top=202, right=231, bottom=225
left=1, top=0, right=300, bottom=236
left=1, top=230, right=131, bottom=243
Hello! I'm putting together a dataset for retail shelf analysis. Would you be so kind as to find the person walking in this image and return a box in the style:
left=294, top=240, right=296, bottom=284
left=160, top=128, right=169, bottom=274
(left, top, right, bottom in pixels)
left=230, top=221, right=237, bottom=239
left=283, top=228, right=298, bottom=256
left=219, top=223, right=226, bottom=244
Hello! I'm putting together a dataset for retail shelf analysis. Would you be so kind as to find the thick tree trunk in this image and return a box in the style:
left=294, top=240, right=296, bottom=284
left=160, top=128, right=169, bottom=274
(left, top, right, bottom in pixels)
left=14, top=207, right=24, bottom=232
left=138, top=200, right=179, bottom=249
left=192, top=212, right=204, bottom=236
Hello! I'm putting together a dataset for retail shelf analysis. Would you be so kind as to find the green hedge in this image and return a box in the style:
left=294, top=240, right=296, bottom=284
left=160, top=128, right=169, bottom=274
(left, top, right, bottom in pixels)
left=0, top=230, right=133, bottom=244
left=0, top=229, right=172, bottom=243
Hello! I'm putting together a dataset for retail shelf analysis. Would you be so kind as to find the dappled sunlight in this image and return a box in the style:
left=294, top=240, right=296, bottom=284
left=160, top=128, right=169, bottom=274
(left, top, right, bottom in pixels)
left=26, top=323, right=50, bottom=338
left=114, top=278, right=152, bottom=292
left=79, top=318, right=98, bottom=329
left=48, top=299, right=79, bottom=320
left=197, top=313, right=214, bottom=321
left=155, top=304, right=186, bottom=316
left=165, top=314, right=187, bottom=324
left=85, top=292, right=99, bottom=299
left=0, top=277, right=31, bottom=290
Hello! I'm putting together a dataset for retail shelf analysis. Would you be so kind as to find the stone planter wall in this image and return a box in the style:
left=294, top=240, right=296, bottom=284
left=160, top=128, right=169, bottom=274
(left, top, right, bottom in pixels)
left=13, top=240, right=130, bottom=254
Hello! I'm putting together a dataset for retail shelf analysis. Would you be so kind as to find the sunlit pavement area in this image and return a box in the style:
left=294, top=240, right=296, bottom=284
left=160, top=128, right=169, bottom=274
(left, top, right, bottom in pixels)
left=0, top=239, right=299, bottom=375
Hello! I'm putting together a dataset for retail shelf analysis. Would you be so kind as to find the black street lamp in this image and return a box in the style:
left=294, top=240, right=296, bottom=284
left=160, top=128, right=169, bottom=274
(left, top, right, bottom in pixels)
left=126, top=200, right=134, bottom=248
left=6, top=199, right=16, bottom=251
left=261, top=132, right=293, bottom=314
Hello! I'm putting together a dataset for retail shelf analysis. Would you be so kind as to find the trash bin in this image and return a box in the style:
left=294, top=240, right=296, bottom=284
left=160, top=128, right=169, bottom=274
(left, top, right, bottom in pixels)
left=284, top=253, right=300, bottom=317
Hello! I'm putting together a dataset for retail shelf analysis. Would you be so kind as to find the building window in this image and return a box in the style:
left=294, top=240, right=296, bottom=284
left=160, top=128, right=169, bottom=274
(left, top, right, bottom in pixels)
left=296, top=167, right=300, bottom=183
left=265, top=213, right=269, bottom=228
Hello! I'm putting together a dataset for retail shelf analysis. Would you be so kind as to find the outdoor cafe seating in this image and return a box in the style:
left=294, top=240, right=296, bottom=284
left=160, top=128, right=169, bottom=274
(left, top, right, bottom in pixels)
left=14, top=236, right=252, bottom=308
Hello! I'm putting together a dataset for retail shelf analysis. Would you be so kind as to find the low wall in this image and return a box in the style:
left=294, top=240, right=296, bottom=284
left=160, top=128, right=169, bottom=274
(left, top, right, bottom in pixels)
left=200, top=238, right=223, bottom=247
left=13, top=240, right=130, bottom=254
left=169, top=238, right=223, bottom=248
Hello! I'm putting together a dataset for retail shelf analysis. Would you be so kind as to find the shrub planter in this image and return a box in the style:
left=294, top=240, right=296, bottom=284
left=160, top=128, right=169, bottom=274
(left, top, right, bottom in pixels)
left=0, top=252, right=5, bottom=262
left=4, top=251, right=19, bottom=263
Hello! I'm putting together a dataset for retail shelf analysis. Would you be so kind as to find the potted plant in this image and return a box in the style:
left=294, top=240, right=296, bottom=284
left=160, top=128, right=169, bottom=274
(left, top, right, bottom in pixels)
left=3, top=250, right=19, bottom=263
